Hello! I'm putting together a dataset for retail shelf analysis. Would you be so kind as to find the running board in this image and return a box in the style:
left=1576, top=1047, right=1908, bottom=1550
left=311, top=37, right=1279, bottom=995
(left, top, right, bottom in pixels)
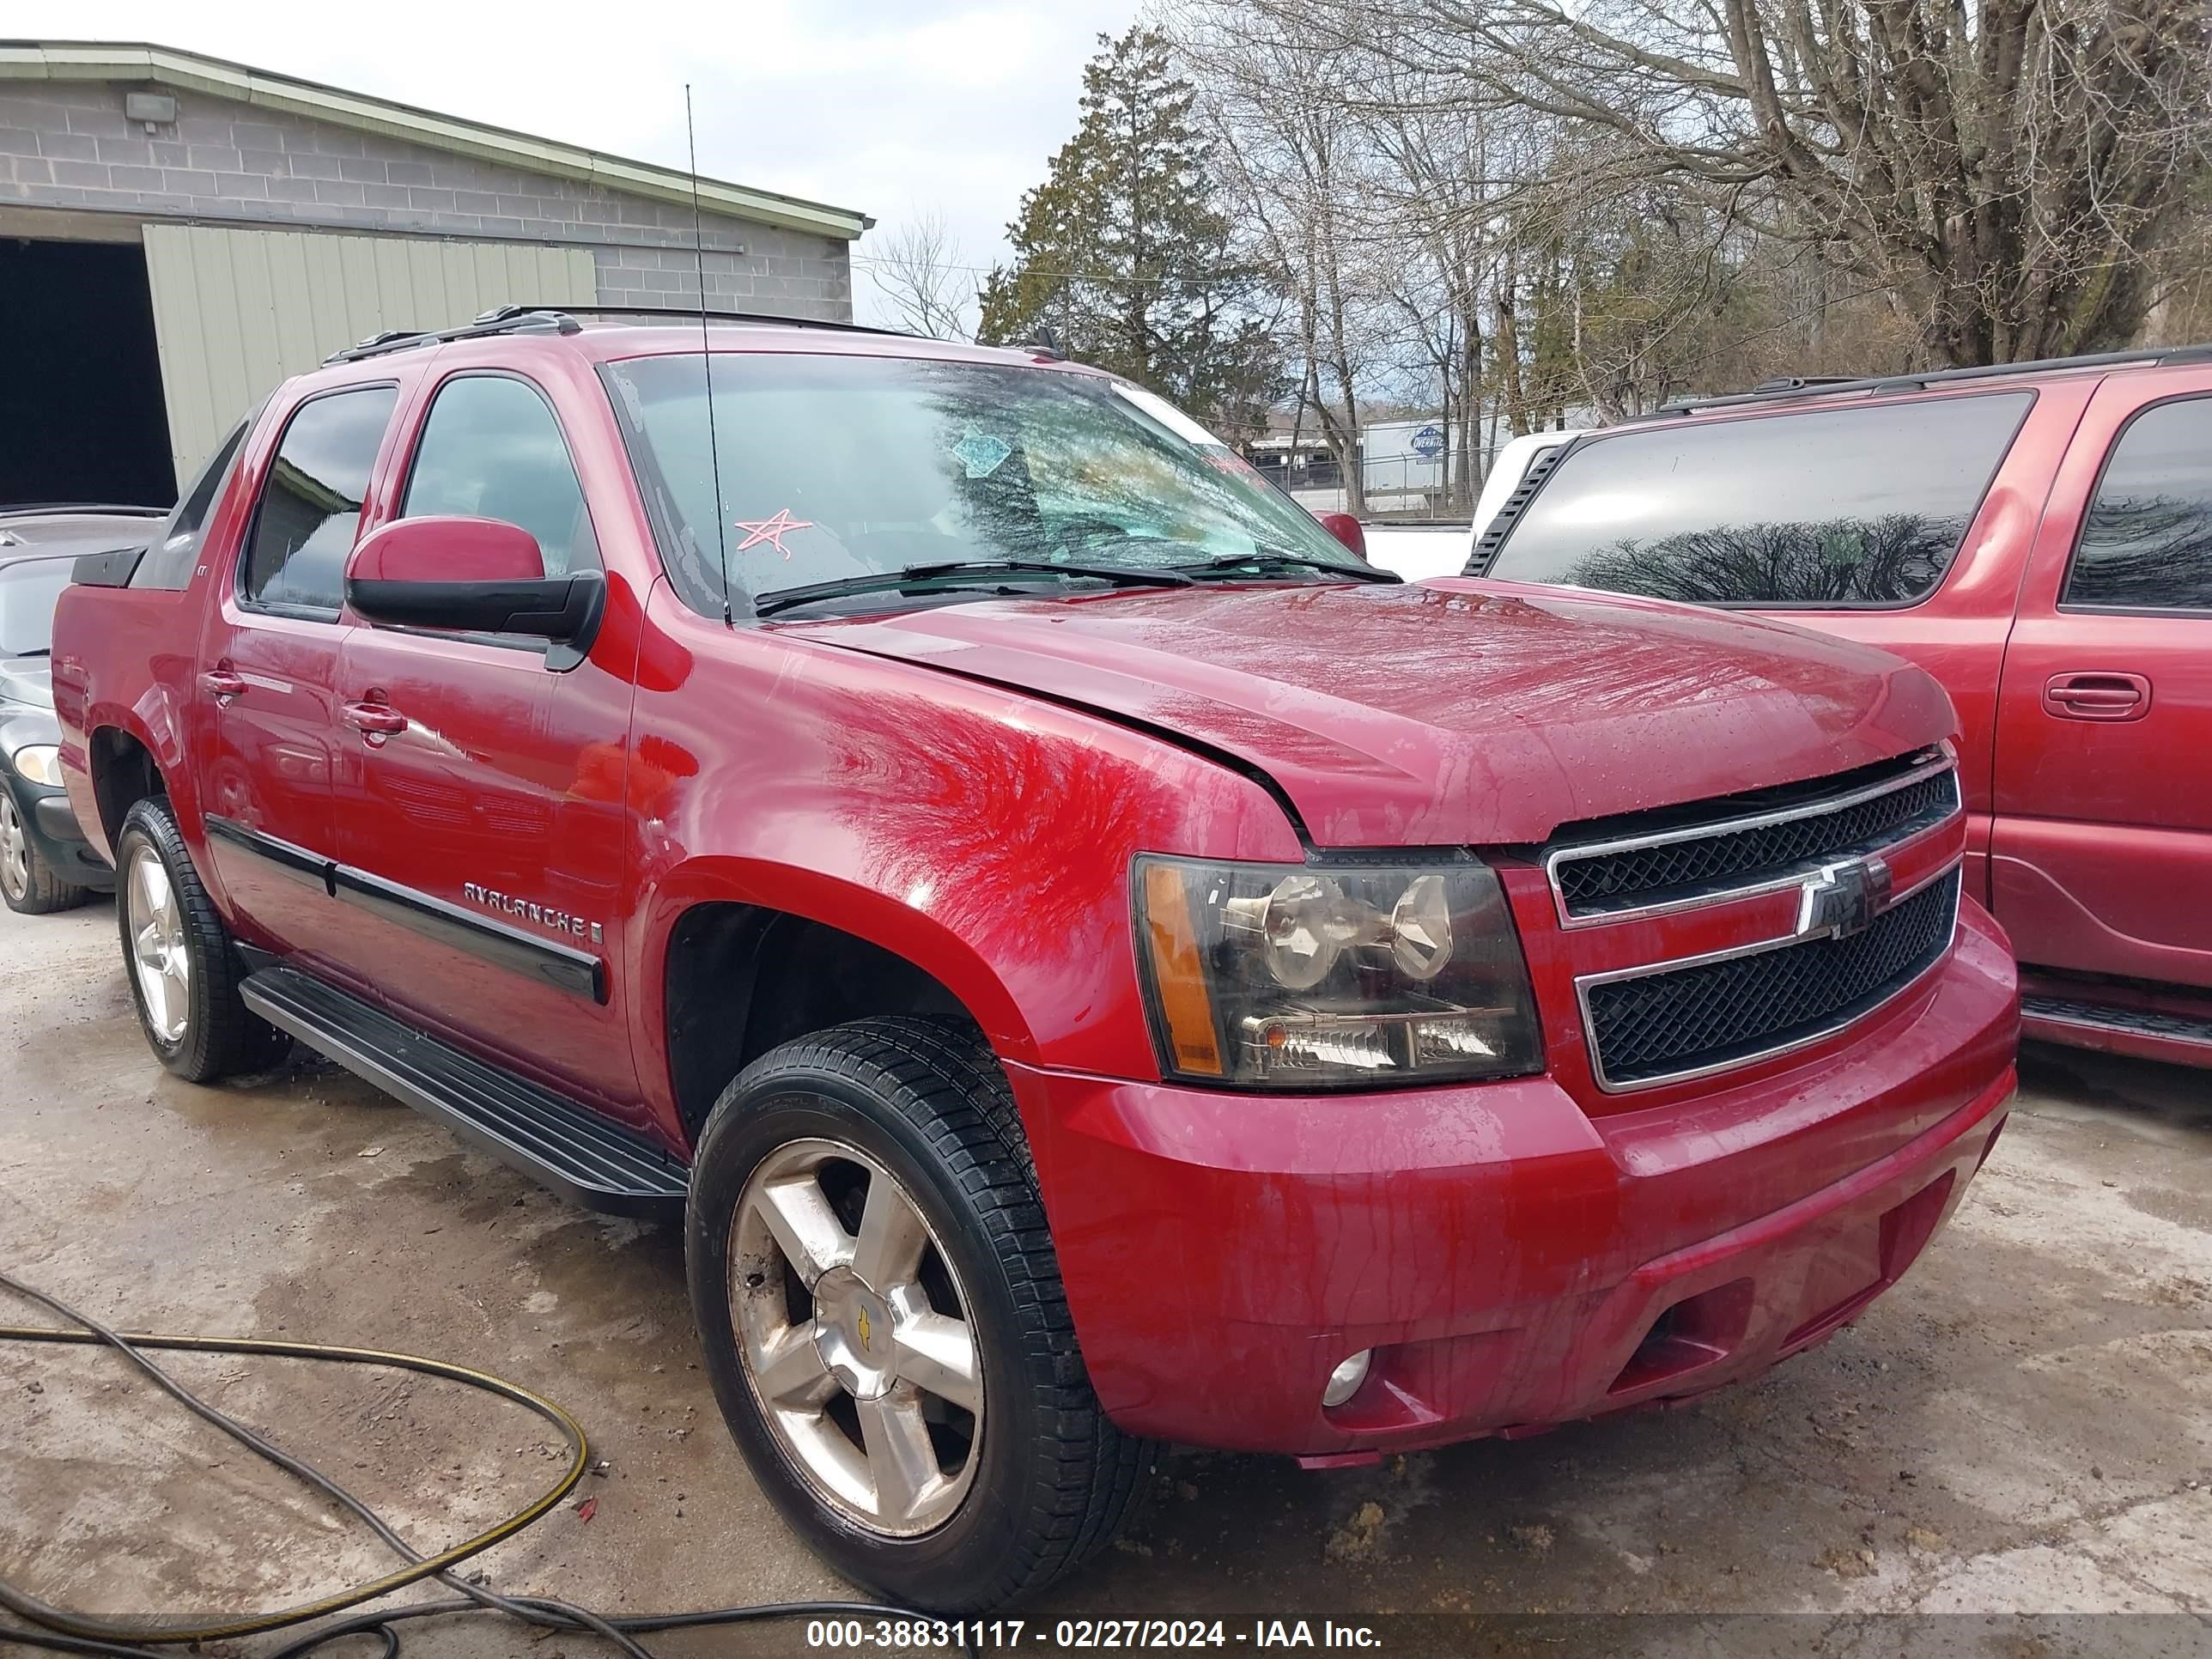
left=241, top=968, right=689, bottom=1218
left=2021, top=992, right=2212, bottom=1061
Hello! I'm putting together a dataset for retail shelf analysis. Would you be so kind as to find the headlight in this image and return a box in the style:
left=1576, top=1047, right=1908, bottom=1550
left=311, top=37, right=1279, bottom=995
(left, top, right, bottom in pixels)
left=1133, top=855, right=1542, bottom=1088
left=9, top=744, right=63, bottom=788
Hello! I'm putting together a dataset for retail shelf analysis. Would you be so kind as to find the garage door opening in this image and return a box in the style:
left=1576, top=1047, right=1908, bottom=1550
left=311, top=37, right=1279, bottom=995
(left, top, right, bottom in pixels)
left=0, top=238, right=175, bottom=508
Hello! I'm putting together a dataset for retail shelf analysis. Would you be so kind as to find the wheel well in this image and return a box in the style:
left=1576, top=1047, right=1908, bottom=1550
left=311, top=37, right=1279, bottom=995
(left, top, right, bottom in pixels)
left=664, top=904, right=972, bottom=1147
left=89, top=727, right=164, bottom=848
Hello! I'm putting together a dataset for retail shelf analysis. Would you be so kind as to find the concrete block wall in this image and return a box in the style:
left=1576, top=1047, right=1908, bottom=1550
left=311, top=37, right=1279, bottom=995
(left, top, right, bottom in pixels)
left=0, top=79, right=854, bottom=320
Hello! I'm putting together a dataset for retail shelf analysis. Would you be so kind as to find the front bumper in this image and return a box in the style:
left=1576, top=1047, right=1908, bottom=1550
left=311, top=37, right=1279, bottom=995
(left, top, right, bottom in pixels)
left=3, top=771, right=113, bottom=893
left=1011, top=898, right=2018, bottom=1455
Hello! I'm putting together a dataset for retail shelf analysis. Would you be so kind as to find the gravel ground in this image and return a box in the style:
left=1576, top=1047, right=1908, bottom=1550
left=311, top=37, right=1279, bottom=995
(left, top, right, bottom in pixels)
left=3, top=896, right=2208, bottom=1659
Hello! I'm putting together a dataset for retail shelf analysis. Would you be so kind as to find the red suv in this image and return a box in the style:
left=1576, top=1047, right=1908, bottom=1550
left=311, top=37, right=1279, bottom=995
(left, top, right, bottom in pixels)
left=1474, top=349, right=2212, bottom=1067
left=52, top=307, right=2016, bottom=1609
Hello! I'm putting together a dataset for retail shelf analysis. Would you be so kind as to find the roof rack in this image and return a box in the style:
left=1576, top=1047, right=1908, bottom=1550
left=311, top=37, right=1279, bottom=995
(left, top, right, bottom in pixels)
left=324, top=306, right=582, bottom=364
left=323, top=303, right=914, bottom=365
left=1747, top=374, right=1858, bottom=394
left=1632, top=343, right=2212, bottom=422
left=532, top=302, right=911, bottom=338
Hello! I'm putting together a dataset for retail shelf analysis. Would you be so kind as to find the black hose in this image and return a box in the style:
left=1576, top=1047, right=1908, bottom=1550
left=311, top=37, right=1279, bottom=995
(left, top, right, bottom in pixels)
left=0, top=1268, right=914, bottom=1656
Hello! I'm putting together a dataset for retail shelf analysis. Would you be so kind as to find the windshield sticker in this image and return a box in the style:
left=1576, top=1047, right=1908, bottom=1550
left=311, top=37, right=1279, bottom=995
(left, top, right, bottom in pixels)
left=951, top=432, right=1013, bottom=479
left=732, top=507, right=813, bottom=557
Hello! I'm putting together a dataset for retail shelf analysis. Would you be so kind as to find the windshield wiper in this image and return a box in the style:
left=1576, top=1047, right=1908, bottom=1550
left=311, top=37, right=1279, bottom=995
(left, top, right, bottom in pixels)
left=754, top=558, right=1194, bottom=619
left=1170, top=549, right=1401, bottom=584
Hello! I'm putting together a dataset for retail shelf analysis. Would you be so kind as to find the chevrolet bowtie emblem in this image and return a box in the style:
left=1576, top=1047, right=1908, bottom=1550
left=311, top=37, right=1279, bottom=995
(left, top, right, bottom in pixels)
left=1796, top=855, right=1895, bottom=939
left=856, top=1308, right=872, bottom=1350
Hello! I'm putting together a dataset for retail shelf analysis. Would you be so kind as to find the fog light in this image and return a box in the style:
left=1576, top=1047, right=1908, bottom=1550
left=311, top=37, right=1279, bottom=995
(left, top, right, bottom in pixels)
left=1322, top=1349, right=1371, bottom=1408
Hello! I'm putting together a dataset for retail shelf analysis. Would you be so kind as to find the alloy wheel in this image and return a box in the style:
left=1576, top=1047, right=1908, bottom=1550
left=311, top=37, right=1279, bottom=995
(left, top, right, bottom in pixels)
left=126, top=844, right=191, bottom=1043
left=0, top=795, right=26, bottom=902
left=729, top=1136, right=984, bottom=1536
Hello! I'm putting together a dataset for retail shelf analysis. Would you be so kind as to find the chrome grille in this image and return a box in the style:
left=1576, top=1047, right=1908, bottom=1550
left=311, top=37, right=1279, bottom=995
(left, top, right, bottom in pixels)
left=1581, top=867, right=1961, bottom=1089
left=1547, top=749, right=1959, bottom=921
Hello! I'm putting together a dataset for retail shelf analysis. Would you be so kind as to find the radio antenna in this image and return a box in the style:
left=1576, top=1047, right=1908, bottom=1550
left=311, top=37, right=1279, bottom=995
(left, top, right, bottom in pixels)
left=685, top=84, right=733, bottom=625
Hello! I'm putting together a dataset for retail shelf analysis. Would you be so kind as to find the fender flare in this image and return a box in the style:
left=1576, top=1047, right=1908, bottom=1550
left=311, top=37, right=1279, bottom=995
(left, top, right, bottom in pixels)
left=78, top=693, right=195, bottom=864
left=635, top=854, right=1045, bottom=1070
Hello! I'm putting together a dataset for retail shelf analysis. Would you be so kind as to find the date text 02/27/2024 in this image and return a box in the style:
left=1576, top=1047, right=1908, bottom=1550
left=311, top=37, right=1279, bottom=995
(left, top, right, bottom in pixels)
left=805, top=1620, right=1383, bottom=1650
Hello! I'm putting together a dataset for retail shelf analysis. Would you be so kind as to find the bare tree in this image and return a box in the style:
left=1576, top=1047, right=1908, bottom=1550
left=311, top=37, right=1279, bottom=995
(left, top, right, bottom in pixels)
left=862, top=210, right=975, bottom=341
left=1237, top=0, right=2212, bottom=367
left=1357, top=94, right=1504, bottom=505
left=1178, top=4, right=1391, bottom=511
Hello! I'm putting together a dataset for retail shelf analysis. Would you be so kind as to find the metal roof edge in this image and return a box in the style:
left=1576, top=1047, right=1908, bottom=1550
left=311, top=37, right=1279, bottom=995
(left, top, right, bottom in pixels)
left=0, top=40, right=874, bottom=240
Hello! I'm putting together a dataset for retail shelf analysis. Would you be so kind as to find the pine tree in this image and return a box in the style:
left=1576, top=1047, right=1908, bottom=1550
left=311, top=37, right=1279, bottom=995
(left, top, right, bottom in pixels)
left=979, top=27, right=1281, bottom=435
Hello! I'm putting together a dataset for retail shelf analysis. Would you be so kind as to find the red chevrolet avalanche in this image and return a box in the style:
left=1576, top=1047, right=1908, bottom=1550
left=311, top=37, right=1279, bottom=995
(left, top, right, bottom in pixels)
left=50, top=307, right=2017, bottom=1608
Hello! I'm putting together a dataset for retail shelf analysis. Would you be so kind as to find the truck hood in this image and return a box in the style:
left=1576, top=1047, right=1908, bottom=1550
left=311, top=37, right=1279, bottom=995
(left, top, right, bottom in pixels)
left=794, top=579, right=1954, bottom=847
left=0, top=658, right=52, bottom=710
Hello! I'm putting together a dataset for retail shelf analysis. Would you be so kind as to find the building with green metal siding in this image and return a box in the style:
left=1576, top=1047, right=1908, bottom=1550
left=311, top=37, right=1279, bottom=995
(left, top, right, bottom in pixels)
left=0, top=40, right=871, bottom=504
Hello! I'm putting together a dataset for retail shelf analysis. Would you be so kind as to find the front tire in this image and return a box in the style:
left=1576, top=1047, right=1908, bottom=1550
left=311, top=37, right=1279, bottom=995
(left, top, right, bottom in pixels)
left=687, top=1017, right=1148, bottom=1611
left=114, top=797, right=291, bottom=1082
left=0, top=791, right=89, bottom=915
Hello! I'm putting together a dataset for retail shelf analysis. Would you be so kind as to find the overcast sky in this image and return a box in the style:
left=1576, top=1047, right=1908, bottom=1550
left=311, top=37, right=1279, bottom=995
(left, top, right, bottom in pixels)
left=17, top=0, right=1143, bottom=325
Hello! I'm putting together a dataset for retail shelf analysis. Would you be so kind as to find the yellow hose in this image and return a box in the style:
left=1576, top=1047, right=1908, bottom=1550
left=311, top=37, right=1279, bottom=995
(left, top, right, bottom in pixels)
left=0, top=1322, right=589, bottom=1644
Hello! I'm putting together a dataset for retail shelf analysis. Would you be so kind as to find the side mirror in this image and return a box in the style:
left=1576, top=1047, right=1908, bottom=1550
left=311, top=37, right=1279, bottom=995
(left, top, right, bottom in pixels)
left=1313, top=511, right=1367, bottom=561
left=346, top=516, right=603, bottom=649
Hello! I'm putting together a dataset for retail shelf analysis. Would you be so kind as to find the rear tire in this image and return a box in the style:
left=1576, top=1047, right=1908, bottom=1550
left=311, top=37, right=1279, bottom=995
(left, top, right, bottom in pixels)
left=0, top=792, right=89, bottom=915
left=114, top=797, right=292, bottom=1082
left=687, top=1016, right=1149, bottom=1611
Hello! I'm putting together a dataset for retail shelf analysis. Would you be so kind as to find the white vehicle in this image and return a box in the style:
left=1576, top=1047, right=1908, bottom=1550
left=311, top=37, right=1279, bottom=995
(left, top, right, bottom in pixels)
left=1468, top=429, right=1589, bottom=545
left=1358, top=429, right=1589, bottom=582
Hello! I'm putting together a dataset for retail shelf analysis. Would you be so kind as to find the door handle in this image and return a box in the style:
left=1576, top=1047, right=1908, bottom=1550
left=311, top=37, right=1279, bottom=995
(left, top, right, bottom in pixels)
left=342, top=700, right=409, bottom=737
left=2043, top=672, right=2150, bottom=722
left=200, top=668, right=246, bottom=700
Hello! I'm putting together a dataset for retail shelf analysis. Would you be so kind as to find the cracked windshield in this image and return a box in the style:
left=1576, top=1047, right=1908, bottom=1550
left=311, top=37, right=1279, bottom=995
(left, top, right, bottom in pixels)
left=601, top=352, right=1367, bottom=613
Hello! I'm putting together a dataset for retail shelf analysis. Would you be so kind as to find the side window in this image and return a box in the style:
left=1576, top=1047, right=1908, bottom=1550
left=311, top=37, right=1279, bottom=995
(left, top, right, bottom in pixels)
left=131, top=413, right=253, bottom=590
left=400, top=375, right=600, bottom=578
left=1485, top=392, right=2035, bottom=606
left=242, top=386, right=400, bottom=614
left=2064, top=397, right=2212, bottom=612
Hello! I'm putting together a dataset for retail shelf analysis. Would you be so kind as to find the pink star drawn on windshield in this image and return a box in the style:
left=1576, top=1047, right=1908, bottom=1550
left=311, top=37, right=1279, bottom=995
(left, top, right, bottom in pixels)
left=732, top=507, right=813, bottom=558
